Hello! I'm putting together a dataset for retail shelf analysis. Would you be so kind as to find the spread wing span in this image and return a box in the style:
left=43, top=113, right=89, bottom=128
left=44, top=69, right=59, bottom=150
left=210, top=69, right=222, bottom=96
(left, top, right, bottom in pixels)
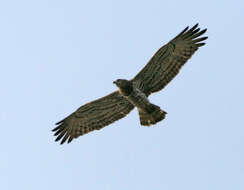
left=52, top=91, right=134, bottom=144
left=133, top=23, right=207, bottom=95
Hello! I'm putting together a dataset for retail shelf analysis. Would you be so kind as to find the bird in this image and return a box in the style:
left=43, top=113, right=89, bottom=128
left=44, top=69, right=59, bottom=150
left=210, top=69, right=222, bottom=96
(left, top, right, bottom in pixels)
left=52, top=23, right=207, bottom=144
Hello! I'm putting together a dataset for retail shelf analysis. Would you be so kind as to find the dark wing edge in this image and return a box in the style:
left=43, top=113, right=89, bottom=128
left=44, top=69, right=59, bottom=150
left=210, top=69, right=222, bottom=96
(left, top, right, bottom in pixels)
left=132, top=23, right=208, bottom=95
left=52, top=91, right=134, bottom=144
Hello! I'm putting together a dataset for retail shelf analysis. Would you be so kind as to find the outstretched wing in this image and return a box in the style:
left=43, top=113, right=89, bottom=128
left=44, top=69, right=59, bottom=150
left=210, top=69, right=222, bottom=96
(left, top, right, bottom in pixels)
left=132, top=24, right=207, bottom=95
left=52, top=91, right=134, bottom=144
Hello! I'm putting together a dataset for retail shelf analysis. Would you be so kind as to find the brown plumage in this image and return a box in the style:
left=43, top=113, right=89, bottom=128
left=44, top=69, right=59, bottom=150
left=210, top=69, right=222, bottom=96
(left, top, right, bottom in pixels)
left=53, top=24, right=207, bottom=144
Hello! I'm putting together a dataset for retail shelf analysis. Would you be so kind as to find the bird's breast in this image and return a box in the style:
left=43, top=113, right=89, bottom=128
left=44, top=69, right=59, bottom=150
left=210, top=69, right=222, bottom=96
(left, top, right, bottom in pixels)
left=124, top=88, right=150, bottom=110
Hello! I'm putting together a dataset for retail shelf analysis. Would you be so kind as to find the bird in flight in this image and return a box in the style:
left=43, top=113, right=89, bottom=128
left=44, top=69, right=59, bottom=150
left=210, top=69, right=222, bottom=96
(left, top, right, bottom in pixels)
left=52, top=23, right=207, bottom=144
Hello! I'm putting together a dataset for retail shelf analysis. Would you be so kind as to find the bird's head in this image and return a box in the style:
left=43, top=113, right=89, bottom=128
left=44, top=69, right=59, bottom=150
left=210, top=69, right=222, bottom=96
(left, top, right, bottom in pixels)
left=113, top=79, right=132, bottom=96
left=113, top=79, right=130, bottom=88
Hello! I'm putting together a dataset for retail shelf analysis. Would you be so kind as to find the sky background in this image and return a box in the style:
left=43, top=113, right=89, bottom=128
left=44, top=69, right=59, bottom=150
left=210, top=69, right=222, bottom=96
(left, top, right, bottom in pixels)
left=1, top=0, right=243, bottom=189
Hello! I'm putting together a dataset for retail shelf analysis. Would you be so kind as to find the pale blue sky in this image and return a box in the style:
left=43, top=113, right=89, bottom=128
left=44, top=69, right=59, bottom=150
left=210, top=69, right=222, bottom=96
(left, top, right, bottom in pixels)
left=1, top=0, right=243, bottom=189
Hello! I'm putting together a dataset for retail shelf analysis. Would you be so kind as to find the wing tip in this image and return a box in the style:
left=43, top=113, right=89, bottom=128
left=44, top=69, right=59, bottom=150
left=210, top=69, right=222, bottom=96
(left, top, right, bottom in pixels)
left=52, top=125, right=60, bottom=132
left=55, top=119, right=64, bottom=125
left=191, top=23, right=199, bottom=30
left=52, top=120, right=69, bottom=145
left=60, top=139, right=66, bottom=145
left=174, top=23, right=207, bottom=41
left=202, top=28, right=207, bottom=34
left=56, top=133, right=75, bottom=145
left=196, top=42, right=206, bottom=47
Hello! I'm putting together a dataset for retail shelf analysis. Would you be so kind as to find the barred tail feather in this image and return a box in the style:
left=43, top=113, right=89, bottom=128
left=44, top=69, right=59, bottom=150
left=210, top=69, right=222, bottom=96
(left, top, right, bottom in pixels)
left=138, top=104, right=167, bottom=126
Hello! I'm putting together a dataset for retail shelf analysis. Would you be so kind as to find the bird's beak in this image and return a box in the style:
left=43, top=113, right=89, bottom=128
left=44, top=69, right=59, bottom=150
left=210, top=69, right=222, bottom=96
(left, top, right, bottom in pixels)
left=113, top=81, right=117, bottom=85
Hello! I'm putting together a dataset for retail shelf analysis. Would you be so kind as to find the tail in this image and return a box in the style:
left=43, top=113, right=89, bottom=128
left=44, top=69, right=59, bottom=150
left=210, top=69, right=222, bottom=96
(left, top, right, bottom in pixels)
left=138, top=104, right=167, bottom=126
